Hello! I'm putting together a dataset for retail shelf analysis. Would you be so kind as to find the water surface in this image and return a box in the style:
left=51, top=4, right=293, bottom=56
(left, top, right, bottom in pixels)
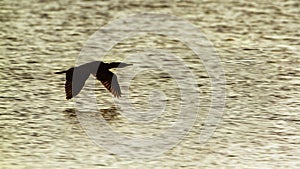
left=1, top=0, right=299, bottom=168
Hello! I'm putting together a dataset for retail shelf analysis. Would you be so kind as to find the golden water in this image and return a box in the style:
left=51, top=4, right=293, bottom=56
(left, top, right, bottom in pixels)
left=1, top=0, right=299, bottom=168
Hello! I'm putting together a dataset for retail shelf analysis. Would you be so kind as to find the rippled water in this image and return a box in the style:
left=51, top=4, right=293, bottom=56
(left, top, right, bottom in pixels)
left=1, top=0, right=299, bottom=168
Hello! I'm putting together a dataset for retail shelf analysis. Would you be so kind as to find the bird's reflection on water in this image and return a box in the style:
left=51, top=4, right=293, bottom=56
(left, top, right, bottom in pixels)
left=99, top=106, right=120, bottom=121
left=63, top=106, right=120, bottom=122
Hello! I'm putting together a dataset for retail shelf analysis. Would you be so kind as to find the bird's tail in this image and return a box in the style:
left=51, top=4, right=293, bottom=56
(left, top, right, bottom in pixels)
left=54, top=70, right=67, bottom=74
left=108, top=62, right=133, bottom=69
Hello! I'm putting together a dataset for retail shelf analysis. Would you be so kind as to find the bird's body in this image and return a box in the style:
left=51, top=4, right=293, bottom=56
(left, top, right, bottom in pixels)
left=55, top=61, right=132, bottom=99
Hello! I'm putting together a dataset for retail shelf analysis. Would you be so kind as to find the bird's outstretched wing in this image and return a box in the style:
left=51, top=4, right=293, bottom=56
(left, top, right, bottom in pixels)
left=65, top=67, right=90, bottom=100
left=96, top=71, right=121, bottom=98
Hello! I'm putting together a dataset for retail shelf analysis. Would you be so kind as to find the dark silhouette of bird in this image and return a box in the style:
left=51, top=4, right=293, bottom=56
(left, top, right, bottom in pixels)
left=55, top=61, right=132, bottom=100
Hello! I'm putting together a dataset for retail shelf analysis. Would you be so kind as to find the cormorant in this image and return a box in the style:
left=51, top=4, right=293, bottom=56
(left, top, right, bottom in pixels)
left=55, top=61, right=132, bottom=99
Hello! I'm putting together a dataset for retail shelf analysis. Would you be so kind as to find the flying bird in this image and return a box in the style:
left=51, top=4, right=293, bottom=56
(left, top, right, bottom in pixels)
left=55, top=61, right=132, bottom=99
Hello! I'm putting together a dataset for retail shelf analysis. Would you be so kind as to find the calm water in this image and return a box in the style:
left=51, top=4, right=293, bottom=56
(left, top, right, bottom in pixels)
left=1, top=0, right=300, bottom=168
